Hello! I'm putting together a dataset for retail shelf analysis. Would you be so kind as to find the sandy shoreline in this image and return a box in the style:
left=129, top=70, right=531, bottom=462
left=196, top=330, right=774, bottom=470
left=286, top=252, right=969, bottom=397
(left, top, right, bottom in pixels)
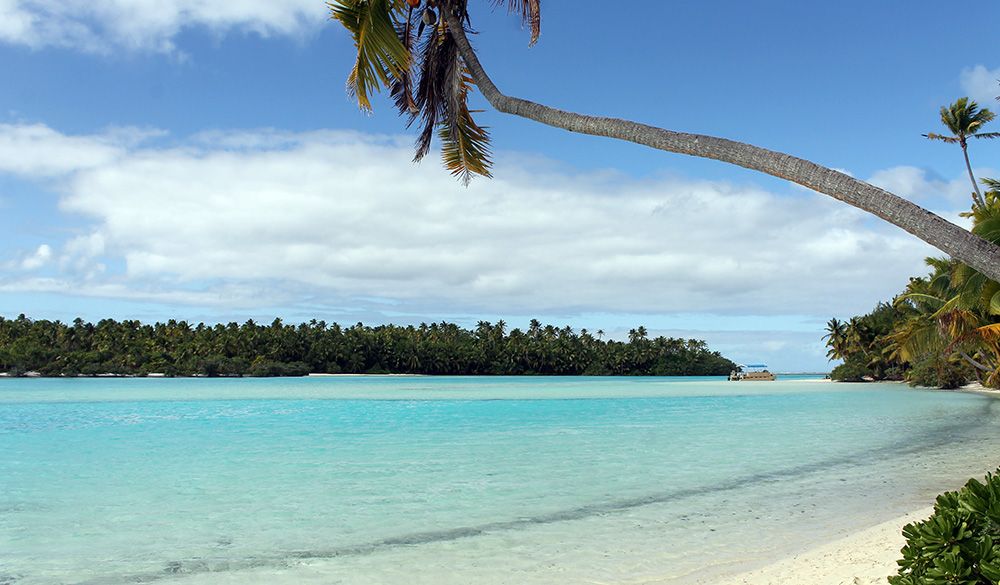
left=679, top=382, right=994, bottom=585
left=684, top=507, right=931, bottom=585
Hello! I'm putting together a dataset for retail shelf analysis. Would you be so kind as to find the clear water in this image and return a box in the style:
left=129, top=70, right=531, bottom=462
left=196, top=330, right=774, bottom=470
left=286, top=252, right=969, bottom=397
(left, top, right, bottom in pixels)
left=1, top=376, right=998, bottom=585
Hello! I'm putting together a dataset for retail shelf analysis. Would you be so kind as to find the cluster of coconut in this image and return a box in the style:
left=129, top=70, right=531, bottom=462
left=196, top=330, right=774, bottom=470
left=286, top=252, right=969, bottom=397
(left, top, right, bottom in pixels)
left=407, top=0, right=438, bottom=25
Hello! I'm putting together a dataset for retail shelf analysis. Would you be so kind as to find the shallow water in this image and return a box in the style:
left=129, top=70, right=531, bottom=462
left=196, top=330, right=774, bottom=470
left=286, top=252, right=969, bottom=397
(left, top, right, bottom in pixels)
left=1, top=376, right=998, bottom=584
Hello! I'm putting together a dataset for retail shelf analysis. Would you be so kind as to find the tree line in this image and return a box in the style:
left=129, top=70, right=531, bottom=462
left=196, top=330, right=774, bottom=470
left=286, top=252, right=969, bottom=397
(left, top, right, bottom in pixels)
left=0, top=316, right=736, bottom=378
left=823, top=98, right=1000, bottom=389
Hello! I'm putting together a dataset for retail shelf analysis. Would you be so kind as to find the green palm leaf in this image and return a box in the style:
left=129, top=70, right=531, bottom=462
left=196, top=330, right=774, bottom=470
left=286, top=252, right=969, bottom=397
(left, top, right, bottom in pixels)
left=329, top=0, right=410, bottom=112
left=897, top=292, right=947, bottom=310
left=935, top=98, right=996, bottom=140
left=975, top=216, right=1000, bottom=241
left=930, top=295, right=963, bottom=320
left=990, top=290, right=1000, bottom=316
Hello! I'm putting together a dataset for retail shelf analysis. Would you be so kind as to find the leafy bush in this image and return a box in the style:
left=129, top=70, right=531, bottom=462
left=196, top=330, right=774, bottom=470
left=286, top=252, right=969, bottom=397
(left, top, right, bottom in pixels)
left=830, top=354, right=871, bottom=382
left=247, top=359, right=310, bottom=377
left=889, top=469, right=1000, bottom=585
left=906, top=354, right=970, bottom=389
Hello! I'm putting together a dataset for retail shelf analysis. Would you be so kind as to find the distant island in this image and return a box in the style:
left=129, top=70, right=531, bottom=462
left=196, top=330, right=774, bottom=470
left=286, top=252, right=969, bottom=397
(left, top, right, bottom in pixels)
left=0, top=315, right=736, bottom=378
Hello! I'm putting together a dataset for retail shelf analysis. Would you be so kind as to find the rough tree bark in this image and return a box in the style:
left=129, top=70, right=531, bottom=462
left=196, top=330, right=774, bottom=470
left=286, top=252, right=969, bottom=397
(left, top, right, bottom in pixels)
left=442, top=10, right=1000, bottom=283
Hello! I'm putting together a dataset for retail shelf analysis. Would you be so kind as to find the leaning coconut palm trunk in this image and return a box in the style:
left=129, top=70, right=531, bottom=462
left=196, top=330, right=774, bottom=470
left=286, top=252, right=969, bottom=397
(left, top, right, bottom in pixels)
left=435, top=7, right=1000, bottom=283
left=328, top=0, right=1000, bottom=283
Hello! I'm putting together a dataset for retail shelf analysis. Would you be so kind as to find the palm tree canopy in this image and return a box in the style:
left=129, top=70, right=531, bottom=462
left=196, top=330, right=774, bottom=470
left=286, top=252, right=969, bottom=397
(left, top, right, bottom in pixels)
left=328, top=0, right=540, bottom=183
left=925, top=97, right=1000, bottom=144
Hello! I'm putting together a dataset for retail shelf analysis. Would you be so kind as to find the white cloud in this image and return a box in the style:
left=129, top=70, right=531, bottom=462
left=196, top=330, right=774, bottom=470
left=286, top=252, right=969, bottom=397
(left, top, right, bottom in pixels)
left=868, top=166, right=939, bottom=200
left=0, top=0, right=326, bottom=54
left=867, top=165, right=985, bottom=206
left=650, top=328, right=831, bottom=373
left=19, top=243, right=51, bottom=269
left=0, top=123, right=161, bottom=177
left=0, top=123, right=944, bottom=320
left=960, top=65, right=1000, bottom=106
left=0, top=277, right=288, bottom=308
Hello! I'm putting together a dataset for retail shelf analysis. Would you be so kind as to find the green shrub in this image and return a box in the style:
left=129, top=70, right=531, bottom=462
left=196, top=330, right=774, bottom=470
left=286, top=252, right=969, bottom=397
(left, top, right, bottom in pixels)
left=246, top=359, right=310, bottom=377
left=830, top=354, right=871, bottom=382
left=906, top=354, right=970, bottom=389
left=889, top=469, right=1000, bottom=585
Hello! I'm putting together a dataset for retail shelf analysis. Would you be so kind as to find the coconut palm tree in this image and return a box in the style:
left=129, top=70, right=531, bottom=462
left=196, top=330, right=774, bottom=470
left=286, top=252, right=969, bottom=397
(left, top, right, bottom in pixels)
left=889, top=186, right=1000, bottom=385
left=845, top=317, right=874, bottom=359
left=822, top=318, right=849, bottom=361
left=924, top=98, right=1000, bottom=209
left=891, top=263, right=998, bottom=385
left=328, top=1, right=1000, bottom=282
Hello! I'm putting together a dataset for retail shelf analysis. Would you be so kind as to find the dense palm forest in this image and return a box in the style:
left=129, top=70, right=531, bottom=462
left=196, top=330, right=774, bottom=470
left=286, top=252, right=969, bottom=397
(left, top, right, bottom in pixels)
left=0, top=316, right=736, bottom=377
left=824, top=99, right=1000, bottom=389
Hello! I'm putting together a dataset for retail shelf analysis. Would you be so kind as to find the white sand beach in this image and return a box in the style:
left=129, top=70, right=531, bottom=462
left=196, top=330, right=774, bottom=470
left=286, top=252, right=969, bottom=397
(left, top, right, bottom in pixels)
left=690, top=383, right=992, bottom=585
left=685, top=507, right=931, bottom=585
left=961, top=381, right=1000, bottom=396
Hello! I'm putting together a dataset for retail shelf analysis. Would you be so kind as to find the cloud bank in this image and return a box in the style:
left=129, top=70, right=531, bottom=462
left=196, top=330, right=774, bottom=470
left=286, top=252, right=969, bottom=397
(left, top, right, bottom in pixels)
left=0, top=123, right=941, bottom=321
left=960, top=65, right=1000, bottom=107
left=0, top=0, right=326, bottom=53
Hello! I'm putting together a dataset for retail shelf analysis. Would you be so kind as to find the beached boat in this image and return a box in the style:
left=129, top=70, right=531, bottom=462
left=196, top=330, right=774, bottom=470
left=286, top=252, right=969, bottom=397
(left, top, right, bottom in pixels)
left=729, top=364, right=776, bottom=381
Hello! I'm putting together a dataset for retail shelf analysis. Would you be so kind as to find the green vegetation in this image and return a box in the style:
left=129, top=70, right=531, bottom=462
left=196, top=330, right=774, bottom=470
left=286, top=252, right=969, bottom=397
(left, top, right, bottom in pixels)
left=825, top=222, right=1000, bottom=389
left=825, top=98, right=1000, bottom=389
left=0, top=316, right=735, bottom=377
left=824, top=302, right=910, bottom=383
left=889, top=469, right=1000, bottom=585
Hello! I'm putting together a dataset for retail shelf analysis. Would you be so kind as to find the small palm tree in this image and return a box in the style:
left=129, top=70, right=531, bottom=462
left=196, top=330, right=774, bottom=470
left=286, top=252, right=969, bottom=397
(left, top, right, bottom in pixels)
left=924, top=98, right=1000, bottom=209
left=822, top=318, right=848, bottom=360
left=845, top=317, right=873, bottom=358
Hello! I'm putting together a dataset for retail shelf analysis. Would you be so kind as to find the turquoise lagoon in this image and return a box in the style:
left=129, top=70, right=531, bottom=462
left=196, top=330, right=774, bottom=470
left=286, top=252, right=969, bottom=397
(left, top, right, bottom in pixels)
left=2, top=376, right=999, bottom=584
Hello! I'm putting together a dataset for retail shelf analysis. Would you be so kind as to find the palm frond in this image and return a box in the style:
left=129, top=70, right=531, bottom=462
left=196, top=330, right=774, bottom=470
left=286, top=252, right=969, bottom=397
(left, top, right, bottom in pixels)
left=977, top=323, right=1000, bottom=343
left=896, top=292, right=947, bottom=311
left=412, top=19, right=449, bottom=161
left=884, top=315, right=942, bottom=363
left=438, top=73, right=492, bottom=184
left=979, top=279, right=1000, bottom=307
left=492, top=0, right=541, bottom=45
left=930, top=295, right=963, bottom=320
left=924, top=256, right=954, bottom=272
left=958, top=272, right=987, bottom=309
left=923, top=132, right=959, bottom=143
left=940, top=307, right=979, bottom=335
left=981, top=177, right=1000, bottom=191
left=389, top=5, right=420, bottom=115
left=329, top=0, right=410, bottom=112
left=937, top=98, right=997, bottom=138
left=410, top=13, right=493, bottom=183
left=971, top=131, right=1000, bottom=140
left=973, top=215, right=1000, bottom=241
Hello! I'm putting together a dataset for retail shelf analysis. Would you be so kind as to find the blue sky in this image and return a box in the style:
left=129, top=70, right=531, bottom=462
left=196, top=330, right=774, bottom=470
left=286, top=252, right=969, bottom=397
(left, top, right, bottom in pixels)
left=2, top=0, right=999, bottom=372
